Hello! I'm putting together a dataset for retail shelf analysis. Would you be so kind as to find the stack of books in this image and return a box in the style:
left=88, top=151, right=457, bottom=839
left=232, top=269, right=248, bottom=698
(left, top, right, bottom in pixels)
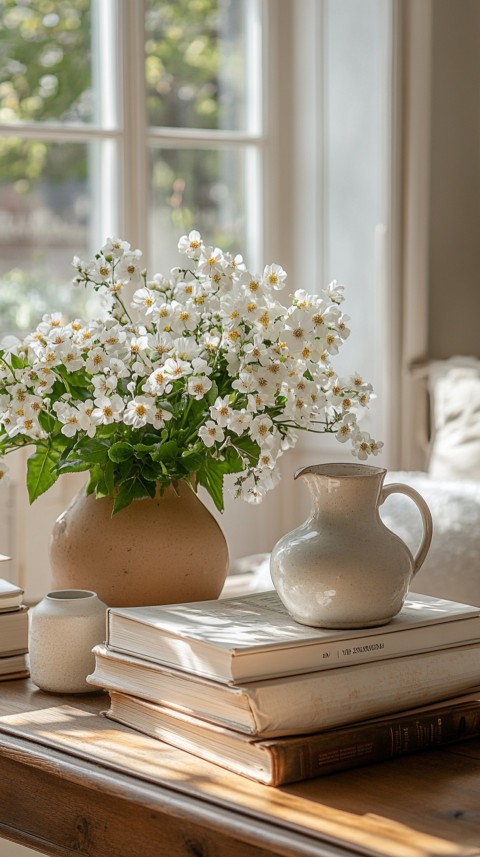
left=0, top=577, right=29, bottom=680
left=88, top=590, right=480, bottom=786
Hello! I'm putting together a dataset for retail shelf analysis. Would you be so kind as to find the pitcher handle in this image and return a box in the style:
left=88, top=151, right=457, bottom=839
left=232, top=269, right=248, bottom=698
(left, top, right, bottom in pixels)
left=380, top=483, right=433, bottom=576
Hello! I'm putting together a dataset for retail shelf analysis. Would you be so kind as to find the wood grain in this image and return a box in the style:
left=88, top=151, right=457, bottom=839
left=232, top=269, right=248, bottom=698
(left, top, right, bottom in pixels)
left=1, top=679, right=480, bottom=857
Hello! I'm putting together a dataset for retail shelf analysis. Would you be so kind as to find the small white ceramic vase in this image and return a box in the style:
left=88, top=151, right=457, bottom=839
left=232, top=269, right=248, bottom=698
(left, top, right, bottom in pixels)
left=29, top=589, right=107, bottom=693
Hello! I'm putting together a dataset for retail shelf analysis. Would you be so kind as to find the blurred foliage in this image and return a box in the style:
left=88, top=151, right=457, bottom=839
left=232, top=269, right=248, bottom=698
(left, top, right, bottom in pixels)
left=146, top=0, right=245, bottom=130
left=146, top=0, right=248, bottom=252
left=0, top=0, right=92, bottom=184
left=0, top=264, right=101, bottom=339
left=0, top=0, right=250, bottom=335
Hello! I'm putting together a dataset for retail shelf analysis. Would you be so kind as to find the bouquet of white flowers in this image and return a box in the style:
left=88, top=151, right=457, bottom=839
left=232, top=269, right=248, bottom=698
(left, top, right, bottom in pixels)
left=0, top=231, right=382, bottom=513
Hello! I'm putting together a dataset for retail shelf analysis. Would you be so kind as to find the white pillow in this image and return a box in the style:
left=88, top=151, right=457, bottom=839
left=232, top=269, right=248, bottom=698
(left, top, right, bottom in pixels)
left=382, top=471, right=480, bottom=606
left=427, top=356, right=480, bottom=480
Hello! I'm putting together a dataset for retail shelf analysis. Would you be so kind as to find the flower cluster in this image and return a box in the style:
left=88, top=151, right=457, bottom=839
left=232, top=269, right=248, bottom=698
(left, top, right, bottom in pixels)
left=0, top=231, right=382, bottom=513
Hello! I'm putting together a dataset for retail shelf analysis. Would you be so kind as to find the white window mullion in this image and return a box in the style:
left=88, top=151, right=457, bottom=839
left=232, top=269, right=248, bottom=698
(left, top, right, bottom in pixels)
left=118, top=0, right=148, bottom=253
left=91, top=0, right=122, bottom=244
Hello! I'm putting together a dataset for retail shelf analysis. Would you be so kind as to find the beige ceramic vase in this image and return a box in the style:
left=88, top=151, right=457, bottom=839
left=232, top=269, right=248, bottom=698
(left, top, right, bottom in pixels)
left=49, top=482, right=229, bottom=607
left=270, top=463, right=433, bottom=629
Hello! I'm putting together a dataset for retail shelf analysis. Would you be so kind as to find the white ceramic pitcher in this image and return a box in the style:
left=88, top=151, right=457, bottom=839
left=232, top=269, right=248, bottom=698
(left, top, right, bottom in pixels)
left=270, top=463, right=433, bottom=629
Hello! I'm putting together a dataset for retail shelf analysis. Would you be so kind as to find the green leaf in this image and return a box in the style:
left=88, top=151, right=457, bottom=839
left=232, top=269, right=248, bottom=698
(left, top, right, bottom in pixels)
left=108, top=441, right=134, bottom=463
left=86, top=465, right=103, bottom=495
left=56, top=459, right=91, bottom=475
left=71, top=437, right=110, bottom=465
left=38, top=410, right=58, bottom=435
left=103, top=459, right=116, bottom=496
left=55, top=364, right=90, bottom=387
left=150, top=439, right=178, bottom=462
left=196, top=458, right=231, bottom=513
left=180, top=450, right=204, bottom=471
left=233, top=435, right=260, bottom=459
left=112, top=476, right=154, bottom=515
left=26, top=443, right=63, bottom=502
left=206, top=380, right=218, bottom=405
left=9, top=353, right=25, bottom=371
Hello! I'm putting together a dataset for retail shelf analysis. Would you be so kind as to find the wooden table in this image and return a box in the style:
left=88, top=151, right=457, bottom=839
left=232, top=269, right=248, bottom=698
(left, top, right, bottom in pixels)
left=1, top=679, right=480, bottom=857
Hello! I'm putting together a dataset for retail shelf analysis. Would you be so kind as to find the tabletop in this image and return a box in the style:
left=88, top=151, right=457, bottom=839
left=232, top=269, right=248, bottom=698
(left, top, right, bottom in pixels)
left=1, top=678, right=480, bottom=857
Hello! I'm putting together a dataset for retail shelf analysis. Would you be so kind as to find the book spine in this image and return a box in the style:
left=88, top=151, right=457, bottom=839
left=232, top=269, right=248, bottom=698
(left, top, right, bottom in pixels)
left=268, top=704, right=480, bottom=786
left=242, top=615, right=480, bottom=682
left=247, top=644, right=480, bottom=736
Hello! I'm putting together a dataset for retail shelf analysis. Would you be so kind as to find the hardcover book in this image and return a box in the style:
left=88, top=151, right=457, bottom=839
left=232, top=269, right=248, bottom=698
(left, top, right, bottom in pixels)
left=0, top=607, right=28, bottom=656
left=104, top=689, right=480, bottom=786
left=90, top=641, right=480, bottom=737
left=0, top=652, right=29, bottom=680
left=106, top=590, right=480, bottom=683
left=0, top=578, right=24, bottom=613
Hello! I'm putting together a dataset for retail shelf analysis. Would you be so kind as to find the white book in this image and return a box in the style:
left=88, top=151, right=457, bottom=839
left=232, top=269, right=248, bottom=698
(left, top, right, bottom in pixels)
left=105, top=686, right=480, bottom=785
left=0, top=578, right=23, bottom=613
left=0, top=607, right=28, bottom=656
left=106, top=590, right=480, bottom=684
left=89, top=640, right=480, bottom=737
left=0, top=652, right=29, bottom=679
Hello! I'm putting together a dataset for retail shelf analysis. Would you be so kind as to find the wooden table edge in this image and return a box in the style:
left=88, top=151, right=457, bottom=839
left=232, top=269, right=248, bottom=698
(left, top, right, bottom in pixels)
left=0, top=729, right=364, bottom=857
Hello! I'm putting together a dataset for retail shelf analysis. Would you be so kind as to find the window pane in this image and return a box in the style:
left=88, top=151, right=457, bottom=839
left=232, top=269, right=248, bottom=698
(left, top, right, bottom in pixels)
left=324, top=0, right=391, bottom=397
left=145, top=0, right=259, bottom=131
left=0, top=140, right=99, bottom=338
left=0, top=0, right=93, bottom=124
left=149, top=146, right=250, bottom=271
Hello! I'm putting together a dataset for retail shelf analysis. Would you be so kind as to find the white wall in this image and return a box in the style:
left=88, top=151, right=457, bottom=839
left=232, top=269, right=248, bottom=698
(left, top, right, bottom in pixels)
left=428, top=0, right=480, bottom=359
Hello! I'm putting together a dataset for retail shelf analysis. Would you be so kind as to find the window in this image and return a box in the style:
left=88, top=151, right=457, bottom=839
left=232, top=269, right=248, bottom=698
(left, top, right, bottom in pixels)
left=0, top=0, right=264, bottom=340
left=0, top=0, right=267, bottom=600
left=0, top=0, right=396, bottom=601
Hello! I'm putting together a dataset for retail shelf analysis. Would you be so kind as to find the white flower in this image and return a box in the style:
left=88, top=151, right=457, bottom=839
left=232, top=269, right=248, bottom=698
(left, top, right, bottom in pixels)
left=163, top=357, right=192, bottom=380
left=149, top=405, right=173, bottom=430
left=228, top=409, right=252, bottom=436
left=323, top=279, right=345, bottom=303
left=262, top=263, right=287, bottom=290
left=142, top=368, right=171, bottom=396
left=231, top=369, right=257, bottom=395
left=123, top=397, right=153, bottom=428
left=85, top=347, right=108, bottom=374
left=351, top=431, right=378, bottom=461
left=197, top=247, right=224, bottom=278
left=36, top=312, right=64, bottom=334
left=92, top=374, right=117, bottom=397
left=249, top=414, right=273, bottom=446
left=209, top=396, right=232, bottom=427
left=243, top=334, right=268, bottom=364
left=198, top=420, right=225, bottom=448
left=131, top=288, right=156, bottom=315
left=88, top=255, right=113, bottom=284
left=92, top=394, right=124, bottom=425
left=102, top=237, right=131, bottom=258
left=178, top=230, right=204, bottom=260
left=77, top=400, right=96, bottom=437
left=116, top=250, right=144, bottom=286
left=53, top=401, right=83, bottom=438
left=56, top=343, right=84, bottom=373
left=335, top=413, right=358, bottom=443
left=170, top=301, right=200, bottom=334
left=7, top=406, right=45, bottom=440
left=187, top=375, right=213, bottom=400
